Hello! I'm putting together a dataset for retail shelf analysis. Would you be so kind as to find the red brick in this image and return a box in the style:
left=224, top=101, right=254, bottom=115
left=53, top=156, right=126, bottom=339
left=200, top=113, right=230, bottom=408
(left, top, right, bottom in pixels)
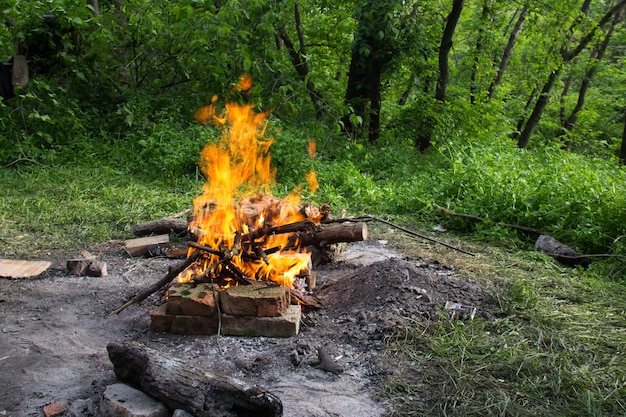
left=220, top=284, right=290, bottom=317
left=43, top=401, right=68, bottom=417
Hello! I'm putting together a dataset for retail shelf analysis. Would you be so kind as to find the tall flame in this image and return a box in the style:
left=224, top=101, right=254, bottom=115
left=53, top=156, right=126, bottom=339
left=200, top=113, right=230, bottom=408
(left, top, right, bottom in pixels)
left=185, top=74, right=317, bottom=287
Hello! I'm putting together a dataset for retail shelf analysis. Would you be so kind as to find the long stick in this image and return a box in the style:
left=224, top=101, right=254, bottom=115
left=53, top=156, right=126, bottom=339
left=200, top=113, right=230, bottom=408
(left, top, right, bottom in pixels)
left=111, top=252, right=200, bottom=315
left=326, top=215, right=475, bottom=256
left=435, top=204, right=544, bottom=235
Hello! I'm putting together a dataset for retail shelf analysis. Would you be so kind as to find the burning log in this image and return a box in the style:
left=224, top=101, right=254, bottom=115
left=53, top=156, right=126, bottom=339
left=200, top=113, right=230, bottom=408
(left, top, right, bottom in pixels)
left=107, top=342, right=283, bottom=417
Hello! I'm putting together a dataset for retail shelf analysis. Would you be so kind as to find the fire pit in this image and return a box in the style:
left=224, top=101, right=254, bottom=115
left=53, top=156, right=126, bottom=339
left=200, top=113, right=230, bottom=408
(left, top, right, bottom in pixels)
left=147, top=74, right=367, bottom=337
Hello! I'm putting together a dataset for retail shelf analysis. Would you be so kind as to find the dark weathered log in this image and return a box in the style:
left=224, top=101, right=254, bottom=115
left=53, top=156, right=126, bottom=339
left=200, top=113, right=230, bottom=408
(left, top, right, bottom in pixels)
left=535, top=235, right=591, bottom=268
left=106, top=342, right=283, bottom=417
left=298, top=222, right=368, bottom=247
left=131, top=217, right=188, bottom=237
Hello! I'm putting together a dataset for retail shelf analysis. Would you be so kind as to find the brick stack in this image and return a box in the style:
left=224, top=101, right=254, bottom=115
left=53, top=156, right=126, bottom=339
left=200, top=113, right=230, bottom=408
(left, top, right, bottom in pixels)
left=150, top=282, right=301, bottom=337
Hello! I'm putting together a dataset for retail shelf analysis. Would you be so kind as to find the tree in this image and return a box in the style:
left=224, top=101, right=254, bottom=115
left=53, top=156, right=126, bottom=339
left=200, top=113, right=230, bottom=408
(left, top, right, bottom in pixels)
left=562, top=13, right=619, bottom=135
left=435, top=0, right=465, bottom=104
left=515, top=0, right=626, bottom=148
left=277, top=3, right=325, bottom=118
left=342, top=0, right=401, bottom=142
left=487, top=3, right=528, bottom=100
left=620, top=109, right=626, bottom=164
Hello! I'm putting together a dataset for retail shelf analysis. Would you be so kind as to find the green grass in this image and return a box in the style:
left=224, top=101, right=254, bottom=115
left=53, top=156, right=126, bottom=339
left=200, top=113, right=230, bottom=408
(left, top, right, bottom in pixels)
left=376, top=225, right=626, bottom=416
left=0, top=160, right=201, bottom=257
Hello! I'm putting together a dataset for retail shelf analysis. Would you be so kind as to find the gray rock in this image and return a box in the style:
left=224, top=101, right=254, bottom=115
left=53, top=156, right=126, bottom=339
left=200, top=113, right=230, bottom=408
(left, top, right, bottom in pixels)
left=100, top=383, right=168, bottom=417
left=172, top=410, right=195, bottom=417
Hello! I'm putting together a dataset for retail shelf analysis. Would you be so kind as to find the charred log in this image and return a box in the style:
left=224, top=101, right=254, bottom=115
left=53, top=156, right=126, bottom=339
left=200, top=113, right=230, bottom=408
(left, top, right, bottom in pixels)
left=107, top=342, right=283, bottom=417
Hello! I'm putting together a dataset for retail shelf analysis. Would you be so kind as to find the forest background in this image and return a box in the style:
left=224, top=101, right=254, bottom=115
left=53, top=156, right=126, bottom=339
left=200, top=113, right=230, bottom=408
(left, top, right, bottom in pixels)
left=1, top=0, right=626, bottom=415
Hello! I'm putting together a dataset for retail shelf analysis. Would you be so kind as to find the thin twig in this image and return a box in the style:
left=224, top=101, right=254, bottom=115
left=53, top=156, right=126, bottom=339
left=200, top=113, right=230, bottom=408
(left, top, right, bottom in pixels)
left=111, top=252, right=200, bottom=315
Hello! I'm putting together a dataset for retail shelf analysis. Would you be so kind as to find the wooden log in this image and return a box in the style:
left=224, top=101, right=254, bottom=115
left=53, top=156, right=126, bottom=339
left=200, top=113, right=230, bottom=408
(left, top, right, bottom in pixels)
left=535, top=235, right=591, bottom=268
left=124, top=234, right=170, bottom=257
left=106, top=342, right=283, bottom=417
left=131, top=218, right=188, bottom=237
left=298, top=221, right=368, bottom=248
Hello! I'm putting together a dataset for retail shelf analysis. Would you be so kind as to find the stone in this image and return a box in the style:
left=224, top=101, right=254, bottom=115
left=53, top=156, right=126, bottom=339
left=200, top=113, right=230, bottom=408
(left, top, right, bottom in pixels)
left=166, top=283, right=218, bottom=316
left=100, top=383, right=168, bottom=417
left=220, top=283, right=290, bottom=317
left=172, top=410, right=195, bottom=417
left=221, top=304, right=301, bottom=337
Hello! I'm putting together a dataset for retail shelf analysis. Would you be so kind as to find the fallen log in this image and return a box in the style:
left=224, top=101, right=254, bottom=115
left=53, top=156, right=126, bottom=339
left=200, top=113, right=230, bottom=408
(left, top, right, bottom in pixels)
left=535, top=235, right=591, bottom=268
left=107, top=341, right=283, bottom=417
left=131, top=217, right=188, bottom=237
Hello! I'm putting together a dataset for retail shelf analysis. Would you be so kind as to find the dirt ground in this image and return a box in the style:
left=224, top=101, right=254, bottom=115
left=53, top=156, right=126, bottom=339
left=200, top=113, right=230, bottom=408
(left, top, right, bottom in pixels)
left=0, top=239, right=495, bottom=417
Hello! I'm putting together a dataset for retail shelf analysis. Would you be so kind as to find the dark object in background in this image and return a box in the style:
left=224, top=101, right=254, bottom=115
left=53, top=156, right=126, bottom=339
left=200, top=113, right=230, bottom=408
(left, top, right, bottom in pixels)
left=0, top=63, right=14, bottom=99
left=1, top=55, right=28, bottom=100
left=535, top=234, right=591, bottom=268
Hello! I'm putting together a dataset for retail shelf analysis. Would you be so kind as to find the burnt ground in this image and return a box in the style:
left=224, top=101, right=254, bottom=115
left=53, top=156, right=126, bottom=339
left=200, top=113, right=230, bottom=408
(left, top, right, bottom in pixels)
left=0, top=239, right=495, bottom=417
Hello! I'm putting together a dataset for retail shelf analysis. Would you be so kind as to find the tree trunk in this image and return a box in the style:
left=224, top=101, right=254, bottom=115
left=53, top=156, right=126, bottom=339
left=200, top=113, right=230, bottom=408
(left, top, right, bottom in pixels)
left=435, top=0, right=465, bottom=103
left=559, top=71, right=575, bottom=126
left=470, top=1, right=490, bottom=105
left=86, top=0, right=99, bottom=16
left=487, top=4, right=527, bottom=100
left=342, top=40, right=370, bottom=137
left=620, top=110, right=626, bottom=165
left=278, top=4, right=324, bottom=119
left=563, top=20, right=616, bottom=133
left=368, top=60, right=382, bottom=142
left=511, top=87, right=537, bottom=142
left=517, top=66, right=562, bottom=148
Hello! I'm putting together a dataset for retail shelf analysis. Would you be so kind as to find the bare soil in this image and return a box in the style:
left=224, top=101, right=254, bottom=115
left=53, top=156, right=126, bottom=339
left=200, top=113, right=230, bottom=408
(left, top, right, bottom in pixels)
left=0, top=239, right=495, bottom=417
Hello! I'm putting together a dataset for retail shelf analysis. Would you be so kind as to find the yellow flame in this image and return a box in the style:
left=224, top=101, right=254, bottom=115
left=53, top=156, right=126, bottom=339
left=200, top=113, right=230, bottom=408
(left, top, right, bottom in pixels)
left=186, top=77, right=316, bottom=287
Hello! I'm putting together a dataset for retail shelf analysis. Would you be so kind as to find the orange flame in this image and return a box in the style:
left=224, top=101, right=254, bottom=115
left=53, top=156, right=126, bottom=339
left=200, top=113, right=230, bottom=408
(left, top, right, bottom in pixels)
left=185, top=76, right=317, bottom=287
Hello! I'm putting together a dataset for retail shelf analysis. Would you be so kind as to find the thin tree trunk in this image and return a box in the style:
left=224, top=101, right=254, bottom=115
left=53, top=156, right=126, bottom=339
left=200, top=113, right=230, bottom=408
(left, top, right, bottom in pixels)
left=487, top=4, right=527, bottom=100
left=87, top=0, right=99, bottom=16
left=470, top=1, right=490, bottom=105
left=511, top=87, right=537, bottom=142
left=559, top=71, right=575, bottom=126
left=563, top=20, right=616, bottom=133
left=517, top=67, right=562, bottom=148
left=368, top=60, right=382, bottom=142
left=620, top=110, right=626, bottom=164
left=516, top=0, right=626, bottom=148
left=278, top=4, right=324, bottom=119
left=435, top=0, right=465, bottom=103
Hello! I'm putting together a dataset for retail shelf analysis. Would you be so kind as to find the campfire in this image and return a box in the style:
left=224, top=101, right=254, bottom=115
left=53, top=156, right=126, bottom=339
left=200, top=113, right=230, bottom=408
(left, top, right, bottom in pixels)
left=147, top=75, right=367, bottom=337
